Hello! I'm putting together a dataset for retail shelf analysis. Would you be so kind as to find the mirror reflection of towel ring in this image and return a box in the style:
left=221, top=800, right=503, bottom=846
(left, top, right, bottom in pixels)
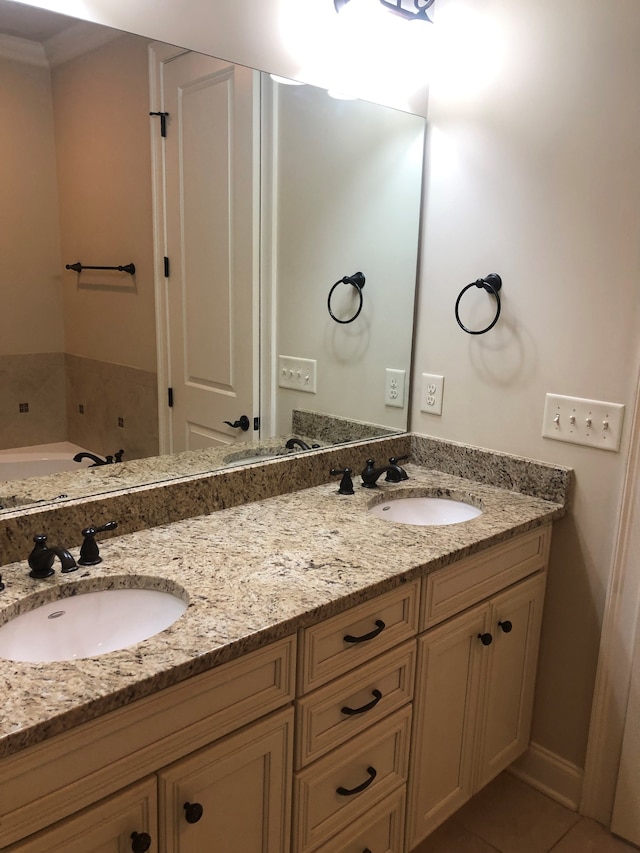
left=455, top=273, right=502, bottom=335
left=328, top=272, right=366, bottom=324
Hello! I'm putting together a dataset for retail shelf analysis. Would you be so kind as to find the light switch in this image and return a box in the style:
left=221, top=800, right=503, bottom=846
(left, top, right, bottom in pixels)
left=278, top=355, right=317, bottom=393
left=542, top=393, right=625, bottom=451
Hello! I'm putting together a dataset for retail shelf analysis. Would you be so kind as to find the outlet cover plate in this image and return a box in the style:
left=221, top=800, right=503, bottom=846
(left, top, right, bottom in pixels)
left=385, top=368, right=406, bottom=408
left=542, top=393, right=625, bottom=451
left=420, top=373, right=444, bottom=416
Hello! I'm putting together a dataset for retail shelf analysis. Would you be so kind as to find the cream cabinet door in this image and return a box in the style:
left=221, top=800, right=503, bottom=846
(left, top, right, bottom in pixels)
left=406, top=604, right=488, bottom=849
left=5, top=777, right=157, bottom=853
left=476, top=572, right=546, bottom=789
left=158, top=707, right=293, bottom=853
left=407, top=572, right=547, bottom=850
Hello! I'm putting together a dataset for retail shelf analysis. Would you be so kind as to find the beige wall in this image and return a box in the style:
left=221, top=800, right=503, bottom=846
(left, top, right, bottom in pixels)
left=51, top=33, right=157, bottom=373
left=0, top=55, right=64, bottom=354
left=14, top=0, right=640, bottom=791
left=1, top=31, right=158, bottom=454
left=411, top=0, right=640, bottom=769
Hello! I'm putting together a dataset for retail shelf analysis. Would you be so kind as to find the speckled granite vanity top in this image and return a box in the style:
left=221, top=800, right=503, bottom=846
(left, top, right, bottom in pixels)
left=0, top=459, right=566, bottom=759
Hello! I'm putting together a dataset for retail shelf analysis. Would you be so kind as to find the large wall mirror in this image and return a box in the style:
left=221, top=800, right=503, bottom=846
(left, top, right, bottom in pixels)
left=0, top=0, right=425, bottom=513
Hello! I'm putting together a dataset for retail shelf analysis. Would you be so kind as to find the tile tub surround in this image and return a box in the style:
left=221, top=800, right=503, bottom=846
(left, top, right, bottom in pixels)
left=0, top=462, right=566, bottom=759
left=64, top=354, right=159, bottom=462
left=0, top=353, right=67, bottom=450
left=0, top=433, right=572, bottom=567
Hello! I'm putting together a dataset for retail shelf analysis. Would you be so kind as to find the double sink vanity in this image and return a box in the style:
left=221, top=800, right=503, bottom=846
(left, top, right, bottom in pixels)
left=0, top=434, right=572, bottom=852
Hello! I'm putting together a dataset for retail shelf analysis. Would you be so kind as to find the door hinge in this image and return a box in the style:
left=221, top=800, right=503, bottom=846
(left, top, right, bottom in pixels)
left=168, top=388, right=174, bottom=408
left=149, top=111, right=169, bottom=137
left=253, top=416, right=260, bottom=431
left=163, top=256, right=170, bottom=278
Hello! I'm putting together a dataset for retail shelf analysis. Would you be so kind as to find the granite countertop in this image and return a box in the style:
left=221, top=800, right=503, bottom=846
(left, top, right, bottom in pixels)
left=0, top=433, right=324, bottom=512
left=0, top=463, right=565, bottom=760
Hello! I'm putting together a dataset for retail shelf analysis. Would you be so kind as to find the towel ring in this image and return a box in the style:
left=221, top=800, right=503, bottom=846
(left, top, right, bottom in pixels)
left=328, top=272, right=366, bottom=324
left=455, top=273, right=502, bottom=335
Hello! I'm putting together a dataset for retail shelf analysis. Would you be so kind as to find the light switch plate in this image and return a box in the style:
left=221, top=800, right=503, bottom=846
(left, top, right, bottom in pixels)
left=278, top=355, right=317, bottom=393
left=542, top=393, right=625, bottom=451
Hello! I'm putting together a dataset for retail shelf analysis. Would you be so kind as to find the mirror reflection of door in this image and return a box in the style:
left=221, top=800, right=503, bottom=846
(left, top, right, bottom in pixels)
left=154, top=48, right=259, bottom=454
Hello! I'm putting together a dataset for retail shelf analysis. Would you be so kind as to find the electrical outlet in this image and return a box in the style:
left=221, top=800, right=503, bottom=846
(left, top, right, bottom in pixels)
left=278, top=355, right=317, bottom=393
left=385, top=368, right=406, bottom=408
left=542, top=393, right=625, bottom=451
left=420, top=373, right=444, bottom=415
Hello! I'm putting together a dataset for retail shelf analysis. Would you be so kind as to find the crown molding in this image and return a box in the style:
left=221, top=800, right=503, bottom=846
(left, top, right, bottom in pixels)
left=44, top=20, right=120, bottom=67
left=0, top=32, right=47, bottom=66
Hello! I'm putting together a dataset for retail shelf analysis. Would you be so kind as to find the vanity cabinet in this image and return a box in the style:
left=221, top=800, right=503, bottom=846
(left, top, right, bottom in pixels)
left=1, top=523, right=553, bottom=853
left=293, top=581, right=420, bottom=853
left=158, top=708, right=292, bottom=853
left=1, top=637, right=296, bottom=852
left=406, top=526, right=550, bottom=849
left=5, top=777, right=158, bottom=853
left=6, top=709, right=292, bottom=853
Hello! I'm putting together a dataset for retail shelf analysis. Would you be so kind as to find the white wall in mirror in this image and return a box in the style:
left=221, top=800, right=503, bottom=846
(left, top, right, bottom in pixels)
left=265, top=78, right=424, bottom=435
left=7, top=0, right=430, bottom=115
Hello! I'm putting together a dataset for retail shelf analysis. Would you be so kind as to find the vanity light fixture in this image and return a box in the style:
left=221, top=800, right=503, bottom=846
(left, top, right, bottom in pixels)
left=334, top=0, right=435, bottom=23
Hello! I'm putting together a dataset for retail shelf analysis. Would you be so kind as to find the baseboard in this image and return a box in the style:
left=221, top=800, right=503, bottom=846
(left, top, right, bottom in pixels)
left=509, top=742, right=583, bottom=811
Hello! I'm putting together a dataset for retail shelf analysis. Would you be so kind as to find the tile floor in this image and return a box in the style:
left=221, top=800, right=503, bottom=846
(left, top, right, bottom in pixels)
left=411, top=771, right=639, bottom=853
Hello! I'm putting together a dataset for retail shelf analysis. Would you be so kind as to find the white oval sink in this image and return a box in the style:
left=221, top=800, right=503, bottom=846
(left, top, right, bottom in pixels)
left=0, top=588, right=187, bottom=663
left=369, top=496, right=482, bottom=526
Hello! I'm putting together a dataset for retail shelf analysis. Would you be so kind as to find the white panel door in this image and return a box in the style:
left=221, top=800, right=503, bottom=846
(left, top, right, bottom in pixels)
left=161, top=51, right=258, bottom=452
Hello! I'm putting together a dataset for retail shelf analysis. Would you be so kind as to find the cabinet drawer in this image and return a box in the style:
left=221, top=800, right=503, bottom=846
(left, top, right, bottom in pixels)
left=296, top=641, right=416, bottom=768
left=312, top=787, right=405, bottom=853
left=421, top=525, right=551, bottom=629
left=293, top=705, right=411, bottom=853
left=0, top=635, right=296, bottom=848
left=298, top=581, right=419, bottom=693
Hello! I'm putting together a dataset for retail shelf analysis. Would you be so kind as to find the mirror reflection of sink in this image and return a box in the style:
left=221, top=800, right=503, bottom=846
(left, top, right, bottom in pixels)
left=369, top=496, right=482, bottom=526
left=0, top=587, right=187, bottom=663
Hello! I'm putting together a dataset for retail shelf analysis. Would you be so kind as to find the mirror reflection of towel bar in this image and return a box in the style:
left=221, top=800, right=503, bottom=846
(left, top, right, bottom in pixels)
left=328, top=271, right=366, bottom=324
left=65, top=262, right=136, bottom=275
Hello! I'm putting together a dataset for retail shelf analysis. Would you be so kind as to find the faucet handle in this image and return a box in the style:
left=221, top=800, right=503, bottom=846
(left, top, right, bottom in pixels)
left=330, top=467, right=355, bottom=495
left=386, top=455, right=409, bottom=482
left=79, top=520, right=118, bottom=566
left=28, top=535, right=55, bottom=579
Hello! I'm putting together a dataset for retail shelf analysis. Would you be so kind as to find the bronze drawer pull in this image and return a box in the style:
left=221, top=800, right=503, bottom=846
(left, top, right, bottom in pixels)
left=344, top=619, right=385, bottom=644
left=341, top=689, right=383, bottom=716
left=336, top=766, right=377, bottom=796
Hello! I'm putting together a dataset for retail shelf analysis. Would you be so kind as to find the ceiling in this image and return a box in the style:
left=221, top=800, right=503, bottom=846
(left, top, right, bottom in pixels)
left=0, top=1, right=78, bottom=42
